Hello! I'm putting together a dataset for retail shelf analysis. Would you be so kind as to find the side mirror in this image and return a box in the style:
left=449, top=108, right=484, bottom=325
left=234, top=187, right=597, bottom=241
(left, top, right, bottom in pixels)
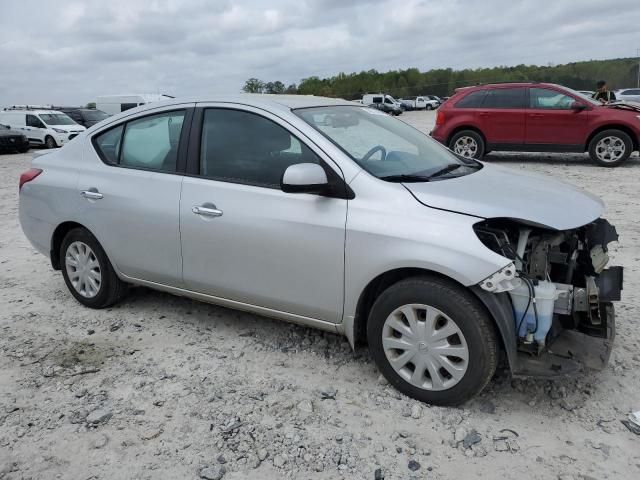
left=571, top=102, right=587, bottom=112
left=281, top=163, right=329, bottom=194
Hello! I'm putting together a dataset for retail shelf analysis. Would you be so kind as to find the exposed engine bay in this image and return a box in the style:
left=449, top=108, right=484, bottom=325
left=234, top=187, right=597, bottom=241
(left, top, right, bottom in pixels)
left=474, top=217, right=623, bottom=374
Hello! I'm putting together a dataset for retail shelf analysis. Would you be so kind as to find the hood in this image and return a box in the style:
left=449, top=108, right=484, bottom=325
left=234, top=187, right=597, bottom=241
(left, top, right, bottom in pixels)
left=48, top=124, right=86, bottom=132
left=603, top=100, right=640, bottom=112
left=404, top=164, right=604, bottom=230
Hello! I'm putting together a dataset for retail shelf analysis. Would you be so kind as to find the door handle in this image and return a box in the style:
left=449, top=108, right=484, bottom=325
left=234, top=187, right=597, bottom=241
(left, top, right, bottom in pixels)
left=478, top=111, right=490, bottom=117
left=192, top=204, right=223, bottom=217
left=80, top=190, right=103, bottom=200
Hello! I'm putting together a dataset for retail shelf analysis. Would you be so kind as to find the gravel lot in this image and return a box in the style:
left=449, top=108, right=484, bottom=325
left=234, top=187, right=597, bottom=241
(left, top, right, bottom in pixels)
left=1, top=110, right=639, bottom=479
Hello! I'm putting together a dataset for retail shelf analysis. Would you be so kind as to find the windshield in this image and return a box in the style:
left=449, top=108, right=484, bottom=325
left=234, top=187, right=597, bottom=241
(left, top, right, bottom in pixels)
left=39, top=113, right=77, bottom=126
left=83, top=110, right=109, bottom=121
left=296, top=105, right=480, bottom=180
left=561, top=86, right=600, bottom=106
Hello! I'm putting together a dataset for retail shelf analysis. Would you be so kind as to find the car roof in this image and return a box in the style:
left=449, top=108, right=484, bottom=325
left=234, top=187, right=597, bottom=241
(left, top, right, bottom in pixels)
left=2, top=109, right=63, bottom=115
left=119, top=94, right=355, bottom=112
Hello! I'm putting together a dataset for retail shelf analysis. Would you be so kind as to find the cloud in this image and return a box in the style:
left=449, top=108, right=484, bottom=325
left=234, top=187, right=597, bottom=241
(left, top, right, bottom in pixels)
left=0, top=0, right=638, bottom=106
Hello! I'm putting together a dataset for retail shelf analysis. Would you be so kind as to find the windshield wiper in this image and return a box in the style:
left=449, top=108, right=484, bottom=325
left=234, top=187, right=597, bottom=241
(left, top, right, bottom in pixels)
left=427, top=163, right=464, bottom=178
left=380, top=174, right=433, bottom=183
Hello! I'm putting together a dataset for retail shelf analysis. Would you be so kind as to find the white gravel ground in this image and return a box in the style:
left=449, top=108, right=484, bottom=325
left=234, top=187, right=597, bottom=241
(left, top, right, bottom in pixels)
left=1, top=110, right=639, bottom=479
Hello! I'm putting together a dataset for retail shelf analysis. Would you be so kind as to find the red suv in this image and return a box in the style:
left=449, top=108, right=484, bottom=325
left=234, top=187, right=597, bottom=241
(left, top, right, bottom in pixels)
left=431, top=82, right=640, bottom=167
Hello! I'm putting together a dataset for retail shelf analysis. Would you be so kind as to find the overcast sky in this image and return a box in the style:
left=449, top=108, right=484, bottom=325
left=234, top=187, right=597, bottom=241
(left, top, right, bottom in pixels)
left=1, top=0, right=639, bottom=106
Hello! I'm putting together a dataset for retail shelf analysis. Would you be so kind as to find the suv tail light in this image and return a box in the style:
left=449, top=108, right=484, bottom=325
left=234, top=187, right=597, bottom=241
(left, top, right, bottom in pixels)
left=19, top=168, right=42, bottom=192
left=435, top=110, right=445, bottom=126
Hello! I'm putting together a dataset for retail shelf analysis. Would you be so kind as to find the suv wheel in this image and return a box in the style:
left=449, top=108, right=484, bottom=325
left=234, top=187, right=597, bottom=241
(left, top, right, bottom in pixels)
left=60, top=228, right=128, bottom=308
left=426, top=104, right=433, bottom=110
left=367, top=276, right=498, bottom=406
left=449, top=130, right=485, bottom=159
left=588, top=129, right=632, bottom=167
left=45, top=136, right=57, bottom=149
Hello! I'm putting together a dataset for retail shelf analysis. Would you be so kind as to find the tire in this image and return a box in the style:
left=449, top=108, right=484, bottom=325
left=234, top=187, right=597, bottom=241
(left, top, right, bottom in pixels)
left=426, top=104, right=433, bottom=110
left=367, top=276, right=498, bottom=406
left=45, top=136, right=57, bottom=149
left=18, top=144, right=30, bottom=153
left=588, top=129, right=633, bottom=167
left=449, top=130, right=485, bottom=159
left=60, top=227, right=128, bottom=308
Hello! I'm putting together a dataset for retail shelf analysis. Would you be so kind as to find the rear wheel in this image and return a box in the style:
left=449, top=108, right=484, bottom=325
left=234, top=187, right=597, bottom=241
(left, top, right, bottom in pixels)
left=588, top=129, right=632, bottom=167
left=44, top=136, right=57, bottom=149
left=449, top=130, right=485, bottom=159
left=426, top=104, right=433, bottom=110
left=60, top=228, right=128, bottom=308
left=367, top=276, right=498, bottom=406
left=18, top=144, right=30, bottom=153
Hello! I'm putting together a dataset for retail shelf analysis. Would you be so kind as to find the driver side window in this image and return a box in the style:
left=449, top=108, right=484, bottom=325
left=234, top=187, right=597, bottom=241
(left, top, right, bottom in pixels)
left=529, top=88, right=575, bottom=110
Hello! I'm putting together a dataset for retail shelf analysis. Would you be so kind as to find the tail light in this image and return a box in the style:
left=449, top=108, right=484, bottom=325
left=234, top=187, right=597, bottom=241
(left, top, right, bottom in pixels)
left=19, top=168, right=42, bottom=192
left=435, top=110, right=445, bottom=126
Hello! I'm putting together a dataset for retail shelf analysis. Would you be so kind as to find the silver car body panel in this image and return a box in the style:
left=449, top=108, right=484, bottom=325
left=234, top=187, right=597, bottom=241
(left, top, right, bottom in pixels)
left=18, top=94, right=604, bottom=348
left=403, top=164, right=604, bottom=230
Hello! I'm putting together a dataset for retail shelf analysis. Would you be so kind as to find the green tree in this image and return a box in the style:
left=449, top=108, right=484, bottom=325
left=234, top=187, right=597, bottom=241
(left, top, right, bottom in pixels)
left=265, top=81, right=286, bottom=94
left=85, top=102, right=96, bottom=109
left=243, top=78, right=265, bottom=93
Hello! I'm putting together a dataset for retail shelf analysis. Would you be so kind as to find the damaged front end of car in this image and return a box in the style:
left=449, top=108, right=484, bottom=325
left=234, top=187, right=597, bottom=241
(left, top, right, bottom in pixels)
left=473, top=217, right=622, bottom=377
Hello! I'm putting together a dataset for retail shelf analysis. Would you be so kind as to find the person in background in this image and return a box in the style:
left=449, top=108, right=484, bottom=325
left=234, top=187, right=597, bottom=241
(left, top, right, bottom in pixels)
left=592, top=80, right=616, bottom=103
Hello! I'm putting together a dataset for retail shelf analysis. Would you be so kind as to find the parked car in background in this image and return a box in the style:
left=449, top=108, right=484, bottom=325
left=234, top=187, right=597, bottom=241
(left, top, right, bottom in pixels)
left=400, top=96, right=439, bottom=110
left=56, top=107, right=110, bottom=128
left=0, top=123, right=30, bottom=153
left=362, top=94, right=403, bottom=115
left=431, top=82, right=640, bottom=167
left=577, top=90, right=595, bottom=98
left=615, top=88, right=640, bottom=103
left=0, top=107, right=86, bottom=148
left=367, top=101, right=402, bottom=115
left=18, top=94, right=621, bottom=405
left=95, top=94, right=175, bottom=115
left=425, top=95, right=444, bottom=106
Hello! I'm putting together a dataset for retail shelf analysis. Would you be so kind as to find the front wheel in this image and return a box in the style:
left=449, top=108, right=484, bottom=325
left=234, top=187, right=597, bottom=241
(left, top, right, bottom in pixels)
left=60, top=228, right=128, bottom=308
left=44, top=136, right=57, bottom=149
left=426, top=104, right=433, bottom=110
left=367, top=276, right=498, bottom=406
left=588, top=129, right=632, bottom=167
left=449, top=130, right=485, bottom=159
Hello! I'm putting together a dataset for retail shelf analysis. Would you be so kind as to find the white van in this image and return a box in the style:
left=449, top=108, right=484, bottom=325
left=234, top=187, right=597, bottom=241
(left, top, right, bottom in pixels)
left=0, top=109, right=86, bottom=148
left=95, top=94, right=175, bottom=115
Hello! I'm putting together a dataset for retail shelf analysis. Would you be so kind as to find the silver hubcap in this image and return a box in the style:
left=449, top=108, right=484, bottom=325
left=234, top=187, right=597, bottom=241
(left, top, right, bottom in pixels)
left=65, top=241, right=101, bottom=298
left=382, top=304, right=469, bottom=391
left=595, top=136, right=625, bottom=162
left=453, top=136, right=478, bottom=158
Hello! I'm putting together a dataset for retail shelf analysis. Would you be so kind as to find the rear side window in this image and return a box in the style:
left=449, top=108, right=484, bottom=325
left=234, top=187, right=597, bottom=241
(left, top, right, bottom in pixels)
left=94, top=125, right=123, bottom=164
left=482, top=88, right=526, bottom=108
left=93, top=110, right=185, bottom=172
left=455, top=90, right=486, bottom=108
left=200, top=109, right=321, bottom=188
left=120, top=112, right=185, bottom=171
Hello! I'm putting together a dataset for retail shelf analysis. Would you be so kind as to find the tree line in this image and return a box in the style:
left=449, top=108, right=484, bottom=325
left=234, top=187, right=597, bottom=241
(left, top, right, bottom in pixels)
left=243, top=57, right=640, bottom=99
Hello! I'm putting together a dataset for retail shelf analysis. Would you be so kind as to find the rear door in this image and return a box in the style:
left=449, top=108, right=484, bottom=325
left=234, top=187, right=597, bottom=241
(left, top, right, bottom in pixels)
left=477, top=87, right=526, bottom=145
left=525, top=87, right=589, bottom=146
left=179, top=105, right=347, bottom=323
left=77, top=105, right=194, bottom=285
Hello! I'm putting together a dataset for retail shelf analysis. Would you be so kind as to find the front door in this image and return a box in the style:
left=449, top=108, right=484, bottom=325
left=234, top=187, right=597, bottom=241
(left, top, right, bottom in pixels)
left=525, top=87, right=590, bottom=146
left=180, top=106, right=347, bottom=323
left=77, top=106, right=192, bottom=285
left=25, top=114, right=47, bottom=144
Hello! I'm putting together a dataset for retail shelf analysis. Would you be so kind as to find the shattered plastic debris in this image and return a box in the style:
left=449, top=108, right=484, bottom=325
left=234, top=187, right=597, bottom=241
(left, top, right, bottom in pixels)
left=629, top=411, right=640, bottom=427
left=621, top=420, right=640, bottom=436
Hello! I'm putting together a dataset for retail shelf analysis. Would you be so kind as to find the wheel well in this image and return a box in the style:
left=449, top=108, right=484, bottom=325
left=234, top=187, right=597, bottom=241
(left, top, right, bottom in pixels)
left=585, top=125, right=639, bottom=152
left=352, top=268, right=503, bottom=347
left=446, top=126, right=486, bottom=147
left=50, top=221, right=85, bottom=270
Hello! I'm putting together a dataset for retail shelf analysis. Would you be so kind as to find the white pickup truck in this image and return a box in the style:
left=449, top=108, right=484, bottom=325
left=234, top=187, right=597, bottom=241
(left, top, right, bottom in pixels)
left=399, top=96, right=439, bottom=110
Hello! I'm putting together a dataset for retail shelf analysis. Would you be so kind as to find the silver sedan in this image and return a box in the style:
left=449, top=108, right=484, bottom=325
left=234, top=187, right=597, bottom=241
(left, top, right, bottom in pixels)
left=19, top=95, right=622, bottom=405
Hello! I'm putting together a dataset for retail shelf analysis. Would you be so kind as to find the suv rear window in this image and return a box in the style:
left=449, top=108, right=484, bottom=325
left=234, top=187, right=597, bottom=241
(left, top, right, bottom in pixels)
left=482, top=88, right=527, bottom=108
left=455, top=90, right=486, bottom=108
